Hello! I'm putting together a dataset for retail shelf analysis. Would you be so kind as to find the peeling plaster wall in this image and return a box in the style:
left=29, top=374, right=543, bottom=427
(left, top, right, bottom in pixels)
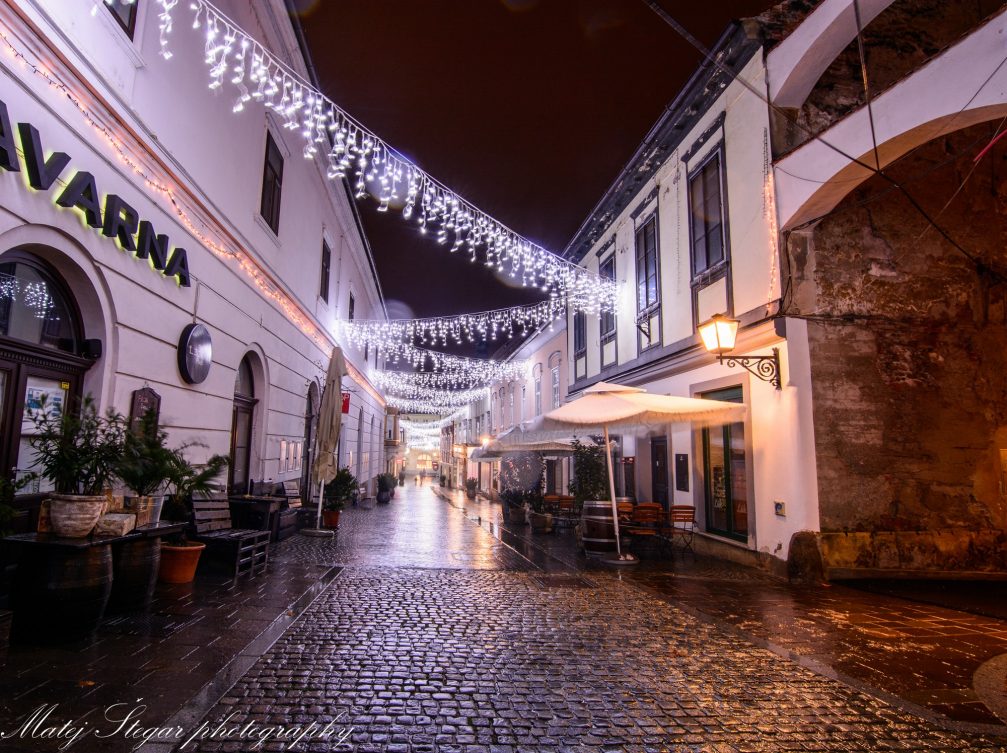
left=785, top=123, right=1007, bottom=573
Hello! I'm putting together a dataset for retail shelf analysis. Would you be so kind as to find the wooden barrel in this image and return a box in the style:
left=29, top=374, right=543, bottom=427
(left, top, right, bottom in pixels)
left=107, top=538, right=160, bottom=612
left=581, top=499, right=618, bottom=557
left=11, top=546, right=112, bottom=643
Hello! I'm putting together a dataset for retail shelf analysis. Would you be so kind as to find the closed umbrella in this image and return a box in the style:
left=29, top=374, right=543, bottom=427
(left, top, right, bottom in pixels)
left=515, top=381, right=746, bottom=564
left=304, top=346, right=347, bottom=536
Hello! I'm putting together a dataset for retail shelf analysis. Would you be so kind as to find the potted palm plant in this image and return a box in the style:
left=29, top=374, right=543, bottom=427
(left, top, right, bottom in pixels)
left=158, top=449, right=228, bottom=584
left=115, top=410, right=175, bottom=525
left=28, top=395, right=126, bottom=538
left=323, top=467, right=356, bottom=529
left=464, top=477, right=478, bottom=500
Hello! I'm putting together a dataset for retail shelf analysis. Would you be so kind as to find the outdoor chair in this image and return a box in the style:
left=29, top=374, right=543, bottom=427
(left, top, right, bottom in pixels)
left=625, top=502, right=663, bottom=556
left=665, top=505, right=697, bottom=556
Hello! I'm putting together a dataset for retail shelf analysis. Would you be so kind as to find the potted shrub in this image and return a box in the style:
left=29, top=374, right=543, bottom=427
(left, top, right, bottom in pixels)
left=500, top=488, right=526, bottom=525
left=323, top=467, right=356, bottom=529
left=525, top=484, right=553, bottom=534
left=376, top=473, right=395, bottom=503
left=159, top=450, right=228, bottom=584
left=115, top=410, right=175, bottom=526
left=28, top=395, right=126, bottom=538
left=464, top=477, right=478, bottom=500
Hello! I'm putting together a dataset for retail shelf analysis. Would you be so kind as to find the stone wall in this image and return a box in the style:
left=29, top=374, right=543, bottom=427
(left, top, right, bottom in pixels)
left=783, top=122, right=1007, bottom=574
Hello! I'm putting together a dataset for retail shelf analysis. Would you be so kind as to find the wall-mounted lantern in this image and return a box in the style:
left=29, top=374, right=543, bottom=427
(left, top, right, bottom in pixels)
left=698, top=313, right=781, bottom=390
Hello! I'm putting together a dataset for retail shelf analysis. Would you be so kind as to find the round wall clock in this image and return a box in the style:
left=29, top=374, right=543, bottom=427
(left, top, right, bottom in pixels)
left=177, top=323, right=212, bottom=385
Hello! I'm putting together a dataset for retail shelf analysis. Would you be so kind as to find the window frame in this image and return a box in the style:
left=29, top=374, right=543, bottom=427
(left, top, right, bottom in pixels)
left=104, top=0, right=138, bottom=39
left=598, top=253, right=617, bottom=367
left=259, top=131, right=284, bottom=235
left=634, top=214, right=661, bottom=352
left=687, top=145, right=734, bottom=328
left=319, top=239, right=331, bottom=302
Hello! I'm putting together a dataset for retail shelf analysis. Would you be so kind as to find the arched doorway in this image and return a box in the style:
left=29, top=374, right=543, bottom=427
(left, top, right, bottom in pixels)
left=229, top=355, right=258, bottom=493
left=0, top=252, right=91, bottom=497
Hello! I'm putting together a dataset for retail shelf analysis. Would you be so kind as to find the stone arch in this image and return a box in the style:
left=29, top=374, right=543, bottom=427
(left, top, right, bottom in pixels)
left=775, top=9, right=1007, bottom=230
left=0, top=223, right=117, bottom=407
left=767, top=0, right=896, bottom=108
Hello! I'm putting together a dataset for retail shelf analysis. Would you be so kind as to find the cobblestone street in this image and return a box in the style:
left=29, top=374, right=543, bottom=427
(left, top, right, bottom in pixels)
left=188, top=484, right=1007, bottom=752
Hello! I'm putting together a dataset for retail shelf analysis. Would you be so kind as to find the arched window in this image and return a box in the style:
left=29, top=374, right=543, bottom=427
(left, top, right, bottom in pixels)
left=0, top=256, right=81, bottom=354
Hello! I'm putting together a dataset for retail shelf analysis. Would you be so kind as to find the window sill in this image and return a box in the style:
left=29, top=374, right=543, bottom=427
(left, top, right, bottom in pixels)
left=253, top=212, right=281, bottom=245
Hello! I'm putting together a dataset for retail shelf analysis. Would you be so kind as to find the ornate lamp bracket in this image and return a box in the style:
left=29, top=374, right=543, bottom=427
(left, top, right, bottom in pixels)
left=720, top=347, right=781, bottom=390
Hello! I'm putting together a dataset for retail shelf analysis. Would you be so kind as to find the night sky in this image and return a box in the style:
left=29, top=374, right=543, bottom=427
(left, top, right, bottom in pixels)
left=294, top=0, right=776, bottom=330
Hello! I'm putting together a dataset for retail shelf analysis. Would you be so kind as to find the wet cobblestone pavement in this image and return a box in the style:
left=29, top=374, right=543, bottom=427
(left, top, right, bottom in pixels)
left=186, top=483, right=1007, bottom=752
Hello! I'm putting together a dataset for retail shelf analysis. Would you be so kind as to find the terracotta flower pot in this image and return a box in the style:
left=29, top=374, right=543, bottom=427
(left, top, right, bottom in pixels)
left=49, top=495, right=107, bottom=538
left=322, top=509, right=341, bottom=529
left=159, top=542, right=205, bottom=584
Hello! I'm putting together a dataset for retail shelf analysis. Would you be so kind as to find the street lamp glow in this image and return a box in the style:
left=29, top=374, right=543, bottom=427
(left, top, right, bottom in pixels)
left=698, top=313, right=740, bottom=355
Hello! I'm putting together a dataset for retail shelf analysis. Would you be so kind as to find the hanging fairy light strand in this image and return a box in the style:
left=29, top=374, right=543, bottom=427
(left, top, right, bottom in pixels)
left=401, top=411, right=466, bottom=430
left=383, top=385, right=488, bottom=410
left=377, top=344, right=528, bottom=384
left=386, top=395, right=474, bottom=414
left=147, top=0, right=617, bottom=312
left=339, top=299, right=565, bottom=350
left=370, top=369, right=492, bottom=391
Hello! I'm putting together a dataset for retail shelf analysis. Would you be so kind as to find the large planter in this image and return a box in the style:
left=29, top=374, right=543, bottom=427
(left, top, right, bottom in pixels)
left=376, top=490, right=391, bottom=504
left=507, top=504, right=526, bottom=525
left=158, top=542, right=205, bottom=584
left=465, top=489, right=477, bottom=500
left=322, top=509, right=341, bottom=529
left=581, top=500, right=617, bottom=557
left=49, top=494, right=106, bottom=538
left=528, top=510, right=554, bottom=534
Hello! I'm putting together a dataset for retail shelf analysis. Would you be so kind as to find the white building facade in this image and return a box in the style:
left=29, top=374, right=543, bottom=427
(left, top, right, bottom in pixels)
left=561, top=21, right=818, bottom=575
left=0, top=0, right=388, bottom=527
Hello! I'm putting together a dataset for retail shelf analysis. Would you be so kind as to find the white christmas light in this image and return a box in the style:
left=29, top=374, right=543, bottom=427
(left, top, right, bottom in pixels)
left=339, top=299, right=565, bottom=350
left=146, top=0, right=618, bottom=312
left=371, top=344, right=528, bottom=385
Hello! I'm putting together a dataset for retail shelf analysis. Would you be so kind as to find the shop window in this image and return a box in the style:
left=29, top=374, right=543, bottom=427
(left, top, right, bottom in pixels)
left=104, top=0, right=138, bottom=39
left=259, top=132, right=284, bottom=235
left=689, top=151, right=726, bottom=277
left=701, top=386, right=747, bottom=542
left=319, top=240, right=331, bottom=302
left=599, top=254, right=616, bottom=367
left=635, top=217, right=660, bottom=351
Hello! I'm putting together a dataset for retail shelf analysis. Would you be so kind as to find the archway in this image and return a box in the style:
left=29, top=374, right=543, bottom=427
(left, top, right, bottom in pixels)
left=229, top=352, right=264, bottom=493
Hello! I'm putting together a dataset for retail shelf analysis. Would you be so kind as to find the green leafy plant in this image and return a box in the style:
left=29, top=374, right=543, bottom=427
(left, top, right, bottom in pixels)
left=116, top=409, right=176, bottom=497
left=324, top=467, right=357, bottom=511
left=500, top=488, right=525, bottom=509
left=377, top=473, right=397, bottom=493
left=28, top=395, right=126, bottom=496
left=525, top=471, right=547, bottom=513
left=161, top=449, right=229, bottom=525
left=569, top=437, right=608, bottom=505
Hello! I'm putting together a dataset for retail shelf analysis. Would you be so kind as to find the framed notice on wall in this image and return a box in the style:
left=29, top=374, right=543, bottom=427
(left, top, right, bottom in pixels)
left=675, top=454, right=689, bottom=492
left=129, top=387, right=161, bottom=434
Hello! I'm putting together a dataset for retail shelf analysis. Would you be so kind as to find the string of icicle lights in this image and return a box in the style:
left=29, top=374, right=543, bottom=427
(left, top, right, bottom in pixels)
left=401, top=411, right=466, bottom=430
left=387, top=395, right=475, bottom=414
left=377, top=346, right=528, bottom=385
left=145, top=0, right=617, bottom=312
left=340, top=299, right=564, bottom=350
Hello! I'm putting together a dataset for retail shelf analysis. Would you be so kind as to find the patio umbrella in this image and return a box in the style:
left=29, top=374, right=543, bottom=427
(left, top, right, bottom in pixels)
left=514, top=381, right=746, bottom=564
left=304, top=346, right=347, bottom=536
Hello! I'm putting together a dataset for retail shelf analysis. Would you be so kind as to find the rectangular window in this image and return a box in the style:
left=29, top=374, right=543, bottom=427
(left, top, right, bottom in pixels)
left=319, top=240, right=331, bottom=302
left=701, top=386, right=747, bottom=542
left=635, top=218, right=659, bottom=312
left=599, top=255, right=616, bottom=338
left=534, top=378, right=542, bottom=416
left=520, top=386, right=525, bottom=424
left=260, top=132, right=284, bottom=234
left=348, top=293, right=355, bottom=321
left=689, top=152, right=725, bottom=277
left=551, top=367, right=560, bottom=409
left=573, top=311, right=586, bottom=356
left=105, top=0, right=138, bottom=38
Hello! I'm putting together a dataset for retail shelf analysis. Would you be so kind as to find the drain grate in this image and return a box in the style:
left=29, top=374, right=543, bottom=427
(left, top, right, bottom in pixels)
left=533, top=574, right=595, bottom=589
left=100, top=611, right=202, bottom=638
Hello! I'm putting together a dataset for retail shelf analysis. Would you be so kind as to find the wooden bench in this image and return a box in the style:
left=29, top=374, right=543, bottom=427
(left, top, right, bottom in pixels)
left=191, top=493, right=269, bottom=582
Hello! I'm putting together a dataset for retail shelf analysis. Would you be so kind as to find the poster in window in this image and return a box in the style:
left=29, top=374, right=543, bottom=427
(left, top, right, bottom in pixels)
left=22, top=377, right=66, bottom=433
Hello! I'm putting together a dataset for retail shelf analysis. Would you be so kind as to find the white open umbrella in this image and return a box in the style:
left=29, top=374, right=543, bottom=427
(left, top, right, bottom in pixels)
left=514, top=381, right=746, bottom=563
left=304, top=346, right=347, bottom=536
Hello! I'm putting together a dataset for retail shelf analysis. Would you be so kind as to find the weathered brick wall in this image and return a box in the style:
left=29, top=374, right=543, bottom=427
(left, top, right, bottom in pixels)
left=784, top=123, right=1007, bottom=572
